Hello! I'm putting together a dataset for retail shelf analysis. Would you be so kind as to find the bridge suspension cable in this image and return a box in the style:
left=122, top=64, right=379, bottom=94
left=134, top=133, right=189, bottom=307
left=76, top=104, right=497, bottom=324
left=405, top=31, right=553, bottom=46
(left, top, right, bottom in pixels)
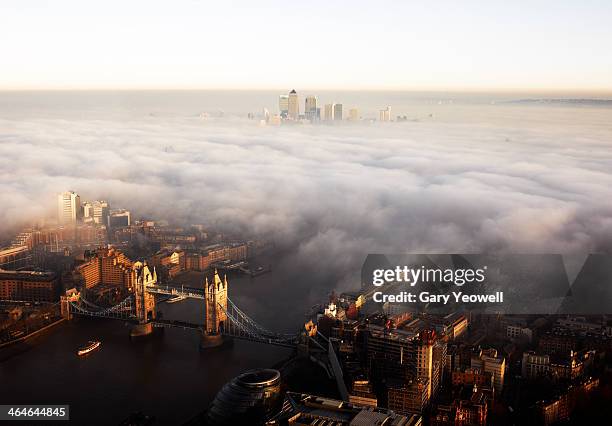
left=218, top=301, right=299, bottom=347
left=226, top=298, right=295, bottom=338
left=68, top=295, right=137, bottom=320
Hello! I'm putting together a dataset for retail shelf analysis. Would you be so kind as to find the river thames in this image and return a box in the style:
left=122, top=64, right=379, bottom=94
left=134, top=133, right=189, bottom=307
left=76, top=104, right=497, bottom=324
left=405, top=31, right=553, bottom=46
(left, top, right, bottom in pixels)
left=0, top=261, right=310, bottom=425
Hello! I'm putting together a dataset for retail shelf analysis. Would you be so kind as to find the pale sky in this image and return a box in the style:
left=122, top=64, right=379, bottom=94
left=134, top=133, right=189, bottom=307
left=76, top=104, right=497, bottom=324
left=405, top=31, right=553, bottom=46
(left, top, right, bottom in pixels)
left=1, top=0, right=612, bottom=91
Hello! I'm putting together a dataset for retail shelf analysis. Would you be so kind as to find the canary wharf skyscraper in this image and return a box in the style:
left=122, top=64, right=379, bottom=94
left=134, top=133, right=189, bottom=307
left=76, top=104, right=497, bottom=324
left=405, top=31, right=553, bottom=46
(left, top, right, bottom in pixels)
left=288, top=89, right=299, bottom=120
left=305, top=95, right=318, bottom=121
left=278, top=95, right=289, bottom=117
left=333, top=103, right=343, bottom=121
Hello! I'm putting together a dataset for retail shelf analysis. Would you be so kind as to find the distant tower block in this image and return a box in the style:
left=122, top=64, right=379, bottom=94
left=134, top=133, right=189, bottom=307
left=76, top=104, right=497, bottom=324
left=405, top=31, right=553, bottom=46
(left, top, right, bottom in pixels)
left=130, top=261, right=157, bottom=337
left=288, top=89, right=299, bottom=120
left=201, top=269, right=228, bottom=349
left=57, top=191, right=81, bottom=224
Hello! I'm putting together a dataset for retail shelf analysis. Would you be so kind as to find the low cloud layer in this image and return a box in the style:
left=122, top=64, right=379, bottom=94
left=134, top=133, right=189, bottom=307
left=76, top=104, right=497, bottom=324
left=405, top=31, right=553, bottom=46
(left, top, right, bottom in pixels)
left=1, top=102, right=611, bottom=305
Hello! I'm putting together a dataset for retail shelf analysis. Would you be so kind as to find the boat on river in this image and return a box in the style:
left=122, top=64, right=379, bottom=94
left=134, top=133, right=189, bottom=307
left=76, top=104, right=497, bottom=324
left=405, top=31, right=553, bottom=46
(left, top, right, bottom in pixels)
left=77, top=340, right=101, bottom=356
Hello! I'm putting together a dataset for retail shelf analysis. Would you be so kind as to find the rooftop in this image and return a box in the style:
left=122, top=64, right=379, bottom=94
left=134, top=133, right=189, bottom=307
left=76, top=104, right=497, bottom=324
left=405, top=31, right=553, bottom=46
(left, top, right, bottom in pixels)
left=0, top=270, right=57, bottom=281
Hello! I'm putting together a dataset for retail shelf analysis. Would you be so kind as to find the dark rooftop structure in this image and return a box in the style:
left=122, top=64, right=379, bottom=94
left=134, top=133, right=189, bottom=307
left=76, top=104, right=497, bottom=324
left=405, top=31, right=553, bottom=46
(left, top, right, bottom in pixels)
left=267, top=392, right=422, bottom=425
left=206, top=369, right=283, bottom=426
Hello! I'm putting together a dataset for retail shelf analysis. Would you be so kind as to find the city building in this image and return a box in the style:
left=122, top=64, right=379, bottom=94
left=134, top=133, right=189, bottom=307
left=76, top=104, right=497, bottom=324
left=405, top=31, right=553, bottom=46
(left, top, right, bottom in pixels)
left=455, top=388, right=488, bottom=426
left=75, top=247, right=134, bottom=289
left=521, top=350, right=583, bottom=381
left=387, top=377, right=430, bottom=415
left=366, top=324, right=421, bottom=381
left=10, top=230, right=39, bottom=249
left=425, top=313, right=468, bottom=341
left=416, top=330, right=435, bottom=400
left=288, top=89, right=299, bottom=120
left=32, top=225, right=107, bottom=251
left=324, top=103, right=335, bottom=121
left=506, top=323, right=533, bottom=342
left=83, top=200, right=110, bottom=226
left=334, top=103, right=343, bottom=121
left=452, top=367, right=494, bottom=389
left=57, top=191, right=81, bottom=224
left=145, top=226, right=197, bottom=248
left=109, top=209, right=131, bottom=228
left=304, top=95, right=319, bottom=121
left=557, top=316, right=604, bottom=334
left=149, top=249, right=185, bottom=280
left=432, top=339, right=447, bottom=397
left=379, top=106, right=392, bottom=122
left=431, top=386, right=489, bottom=426
left=445, top=345, right=463, bottom=375
left=521, top=351, right=550, bottom=379
left=537, top=377, right=599, bottom=425
left=348, top=108, right=359, bottom=121
left=0, top=270, right=59, bottom=302
left=538, top=330, right=577, bottom=355
left=348, top=378, right=377, bottom=408
left=364, top=323, right=445, bottom=412
left=185, top=243, right=248, bottom=271
left=268, top=392, right=422, bottom=425
left=278, top=94, right=289, bottom=117
left=0, top=246, right=31, bottom=270
left=471, top=348, right=505, bottom=393
left=82, top=202, right=93, bottom=221
left=185, top=252, right=201, bottom=271
left=430, top=404, right=455, bottom=426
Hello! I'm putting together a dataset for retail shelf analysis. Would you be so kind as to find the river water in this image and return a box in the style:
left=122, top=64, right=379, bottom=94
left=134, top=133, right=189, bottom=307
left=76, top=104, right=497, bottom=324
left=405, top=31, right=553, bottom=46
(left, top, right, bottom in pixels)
left=0, top=265, right=302, bottom=425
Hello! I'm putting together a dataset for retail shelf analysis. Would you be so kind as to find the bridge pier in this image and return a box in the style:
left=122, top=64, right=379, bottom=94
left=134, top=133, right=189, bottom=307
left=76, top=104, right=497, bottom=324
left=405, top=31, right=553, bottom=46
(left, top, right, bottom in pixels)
left=199, top=332, right=224, bottom=350
left=130, top=322, right=154, bottom=337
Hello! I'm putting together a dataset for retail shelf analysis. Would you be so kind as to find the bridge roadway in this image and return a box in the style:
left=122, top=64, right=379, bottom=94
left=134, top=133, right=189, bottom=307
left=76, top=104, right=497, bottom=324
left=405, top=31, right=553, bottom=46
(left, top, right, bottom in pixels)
left=146, top=284, right=205, bottom=300
left=151, top=318, right=298, bottom=348
left=152, top=318, right=202, bottom=330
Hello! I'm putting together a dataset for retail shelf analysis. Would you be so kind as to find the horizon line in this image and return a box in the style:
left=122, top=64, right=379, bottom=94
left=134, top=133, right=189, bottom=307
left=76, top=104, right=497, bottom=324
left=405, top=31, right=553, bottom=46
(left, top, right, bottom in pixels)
left=1, top=86, right=612, bottom=95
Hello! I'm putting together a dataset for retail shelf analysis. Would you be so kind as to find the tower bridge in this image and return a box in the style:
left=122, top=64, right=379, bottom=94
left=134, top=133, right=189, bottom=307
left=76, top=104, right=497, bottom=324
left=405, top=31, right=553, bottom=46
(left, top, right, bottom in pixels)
left=60, top=264, right=316, bottom=350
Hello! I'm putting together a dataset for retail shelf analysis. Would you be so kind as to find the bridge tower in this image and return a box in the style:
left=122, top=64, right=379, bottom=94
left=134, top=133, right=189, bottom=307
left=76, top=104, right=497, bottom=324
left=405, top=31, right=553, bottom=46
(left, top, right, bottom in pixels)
left=201, top=269, right=228, bottom=349
left=60, top=288, right=80, bottom=320
left=130, top=261, right=157, bottom=337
